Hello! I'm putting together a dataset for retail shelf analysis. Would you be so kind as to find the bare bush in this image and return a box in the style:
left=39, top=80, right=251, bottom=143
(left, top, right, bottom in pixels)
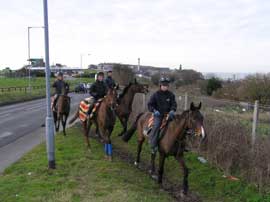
left=192, top=113, right=270, bottom=189
left=130, top=92, right=270, bottom=190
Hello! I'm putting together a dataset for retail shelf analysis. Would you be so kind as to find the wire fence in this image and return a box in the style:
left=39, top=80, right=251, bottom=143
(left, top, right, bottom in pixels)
left=131, top=91, right=270, bottom=189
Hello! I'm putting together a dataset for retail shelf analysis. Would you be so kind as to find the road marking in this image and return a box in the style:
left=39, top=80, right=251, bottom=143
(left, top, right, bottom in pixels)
left=0, top=131, right=13, bottom=138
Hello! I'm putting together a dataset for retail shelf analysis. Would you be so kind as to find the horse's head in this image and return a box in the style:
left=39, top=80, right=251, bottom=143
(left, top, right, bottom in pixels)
left=186, top=102, right=206, bottom=141
left=130, top=78, right=149, bottom=94
left=105, top=87, right=118, bottom=110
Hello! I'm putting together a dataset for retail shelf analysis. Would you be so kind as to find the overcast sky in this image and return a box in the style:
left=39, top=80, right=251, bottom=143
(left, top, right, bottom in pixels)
left=0, top=0, right=270, bottom=72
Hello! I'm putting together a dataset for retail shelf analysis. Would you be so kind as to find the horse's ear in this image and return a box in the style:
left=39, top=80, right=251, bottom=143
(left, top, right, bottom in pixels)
left=198, top=102, right=202, bottom=110
left=190, top=102, right=195, bottom=111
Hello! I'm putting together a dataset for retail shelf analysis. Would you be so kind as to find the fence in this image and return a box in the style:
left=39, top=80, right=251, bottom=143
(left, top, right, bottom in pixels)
left=131, top=92, right=270, bottom=189
left=176, top=93, right=270, bottom=142
left=0, top=86, right=46, bottom=93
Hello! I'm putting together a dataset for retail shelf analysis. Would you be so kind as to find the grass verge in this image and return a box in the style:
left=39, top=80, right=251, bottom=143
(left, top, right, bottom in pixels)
left=1, top=122, right=269, bottom=202
left=0, top=126, right=173, bottom=202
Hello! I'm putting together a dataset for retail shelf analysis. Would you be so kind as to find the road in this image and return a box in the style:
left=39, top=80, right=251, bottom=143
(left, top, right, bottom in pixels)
left=0, top=93, right=87, bottom=173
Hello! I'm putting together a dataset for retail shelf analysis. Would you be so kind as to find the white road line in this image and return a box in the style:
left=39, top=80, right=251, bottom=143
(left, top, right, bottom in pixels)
left=0, top=131, right=13, bottom=138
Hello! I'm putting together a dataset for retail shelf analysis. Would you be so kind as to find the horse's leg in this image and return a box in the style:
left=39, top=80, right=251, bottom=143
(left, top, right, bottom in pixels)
left=56, top=112, right=61, bottom=132
left=106, top=127, right=114, bottom=161
left=82, top=120, right=91, bottom=149
left=134, top=139, right=144, bottom=167
left=177, top=155, right=189, bottom=195
left=61, top=114, right=68, bottom=136
left=53, top=111, right=57, bottom=131
left=118, top=116, right=128, bottom=136
left=158, top=152, right=166, bottom=184
left=150, top=152, right=157, bottom=175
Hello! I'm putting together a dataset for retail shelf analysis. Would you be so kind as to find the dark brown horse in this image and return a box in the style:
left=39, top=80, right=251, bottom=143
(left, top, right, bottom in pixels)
left=122, top=102, right=206, bottom=195
left=116, top=79, right=148, bottom=136
left=69, top=88, right=118, bottom=160
left=53, top=94, right=70, bottom=136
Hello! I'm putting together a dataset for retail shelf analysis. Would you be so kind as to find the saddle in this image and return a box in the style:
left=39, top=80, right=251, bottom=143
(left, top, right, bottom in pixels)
left=79, top=97, right=103, bottom=122
left=143, top=114, right=169, bottom=137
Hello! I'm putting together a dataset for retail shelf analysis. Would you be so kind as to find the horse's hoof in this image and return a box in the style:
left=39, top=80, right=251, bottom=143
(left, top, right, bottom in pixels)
left=151, top=174, right=158, bottom=181
left=180, top=190, right=187, bottom=198
left=108, top=156, right=113, bottom=162
left=134, top=161, right=139, bottom=167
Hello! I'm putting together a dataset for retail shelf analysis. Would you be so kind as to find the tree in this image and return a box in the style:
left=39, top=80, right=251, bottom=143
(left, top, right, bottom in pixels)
left=206, top=77, right=222, bottom=96
left=112, top=64, right=135, bottom=85
left=151, top=73, right=161, bottom=85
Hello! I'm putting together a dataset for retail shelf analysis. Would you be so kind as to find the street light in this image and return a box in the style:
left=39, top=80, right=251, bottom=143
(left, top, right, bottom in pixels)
left=43, top=0, right=55, bottom=169
left=80, top=53, right=91, bottom=81
left=27, top=26, right=44, bottom=92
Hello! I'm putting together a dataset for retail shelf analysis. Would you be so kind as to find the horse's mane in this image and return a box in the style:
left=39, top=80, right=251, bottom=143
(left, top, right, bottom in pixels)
left=118, top=83, right=133, bottom=100
left=174, top=110, right=189, bottom=121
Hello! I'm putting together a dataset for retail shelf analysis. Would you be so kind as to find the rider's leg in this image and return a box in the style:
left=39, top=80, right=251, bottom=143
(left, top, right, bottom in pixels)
left=149, top=115, right=162, bottom=153
left=87, top=97, right=96, bottom=115
left=53, top=94, right=59, bottom=110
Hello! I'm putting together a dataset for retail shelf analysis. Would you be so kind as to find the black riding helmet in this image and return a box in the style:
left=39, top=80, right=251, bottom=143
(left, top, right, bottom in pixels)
left=57, top=72, right=63, bottom=77
left=159, top=77, right=170, bottom=86
left=97, top=71, right=104, bottom=77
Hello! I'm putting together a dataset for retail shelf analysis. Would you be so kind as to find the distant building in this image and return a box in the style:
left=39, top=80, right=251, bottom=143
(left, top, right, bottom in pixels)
left=95, top=62, right=171, bottom=76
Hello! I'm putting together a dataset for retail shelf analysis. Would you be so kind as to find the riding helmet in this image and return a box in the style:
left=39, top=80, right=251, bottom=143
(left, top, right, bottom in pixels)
left=159, top=77, right=170, bottom=86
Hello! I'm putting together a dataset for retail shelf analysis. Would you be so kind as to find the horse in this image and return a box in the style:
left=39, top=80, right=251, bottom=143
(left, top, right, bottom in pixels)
left=122, top=102, right=206, bottom=195
left=52, top=88, right=70, bottom=136
left=69, top=88, right=118, bottom=160
left=116, top=79, right=148, bottom=136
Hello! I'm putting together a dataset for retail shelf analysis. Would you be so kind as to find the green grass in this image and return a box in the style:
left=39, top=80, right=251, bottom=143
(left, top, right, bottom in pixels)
left=111, top=123, right=270, bottom=202
left=1, top=122, right=269, bottom=202
left=0, top=126, right=173, bottom=202
left=0, top=77, right=93, bottom=105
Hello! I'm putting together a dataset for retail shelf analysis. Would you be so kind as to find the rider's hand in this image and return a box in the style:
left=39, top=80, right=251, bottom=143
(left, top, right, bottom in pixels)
left=168, top=110, right=175, bottom=120
left=153, top=110, right=160, bottom=117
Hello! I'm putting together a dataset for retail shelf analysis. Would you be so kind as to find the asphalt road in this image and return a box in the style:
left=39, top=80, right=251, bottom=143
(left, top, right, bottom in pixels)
left=0, top=93, right=88, bottom=173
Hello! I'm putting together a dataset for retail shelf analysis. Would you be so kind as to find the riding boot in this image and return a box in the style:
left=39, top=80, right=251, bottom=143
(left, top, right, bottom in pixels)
left=53, top=95, right=59, bottom=111
left=149, top=115, right=162, bottom=153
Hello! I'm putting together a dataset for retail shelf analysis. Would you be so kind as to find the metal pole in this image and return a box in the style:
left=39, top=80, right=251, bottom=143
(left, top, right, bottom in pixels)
left=80, top=54, right=83, bottom=82
left=138, top=58, right=140, bottom=72
left=184, top=92, right=188, bottom=110
left=28, top=27, right=31, bottom=92
left=252, top=100, right=259, bottom=145
left=43, top=0, right=55, bottom=169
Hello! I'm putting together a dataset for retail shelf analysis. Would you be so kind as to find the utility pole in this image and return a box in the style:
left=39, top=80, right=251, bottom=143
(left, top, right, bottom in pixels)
left=43, top=0, right=55, bottom=169
left=138, top=58, right=140, bottom=72
left=27, top=26, right=44, bottom=92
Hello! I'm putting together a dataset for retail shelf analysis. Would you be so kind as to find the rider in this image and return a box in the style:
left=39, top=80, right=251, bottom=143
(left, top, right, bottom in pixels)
left=87, top=71, right=108, bottom=115
left=52, top=72, right=69, bottom=110
left=105, top=69, right=116, bottom=89
left=147, top=77, right=177, bottom=153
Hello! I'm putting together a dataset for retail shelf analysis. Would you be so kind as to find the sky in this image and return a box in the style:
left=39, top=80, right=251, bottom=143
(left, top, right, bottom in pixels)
left=0, top=0, right=270, bottom=73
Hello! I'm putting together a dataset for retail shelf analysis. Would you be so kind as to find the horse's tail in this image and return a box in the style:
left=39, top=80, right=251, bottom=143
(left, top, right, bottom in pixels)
left=122, top=112, right=144, bottom=142
left=68, top=108, right=79, bottom=124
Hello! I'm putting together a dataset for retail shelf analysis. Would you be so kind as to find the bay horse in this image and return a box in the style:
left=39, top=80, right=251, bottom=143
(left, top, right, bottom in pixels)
left=69, top=88, right=118, bottom=160
left=53, top=87, right=70, bottom=136
left=116, top=79, right=148, bottom=136
left=122, top=102, right=206, bottom=195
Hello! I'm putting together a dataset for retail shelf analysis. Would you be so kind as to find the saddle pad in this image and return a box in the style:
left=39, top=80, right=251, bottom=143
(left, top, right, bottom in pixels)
left=79, top=97, right=103, bottom=122
left=143, top=114, right=169, bottom=136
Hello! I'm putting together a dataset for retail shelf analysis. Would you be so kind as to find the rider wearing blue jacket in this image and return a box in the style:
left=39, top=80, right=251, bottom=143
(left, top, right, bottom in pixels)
left=147, top=77, right=177, bottom=153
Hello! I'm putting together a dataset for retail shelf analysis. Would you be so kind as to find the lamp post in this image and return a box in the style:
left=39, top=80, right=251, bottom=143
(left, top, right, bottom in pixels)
left=80, top=53, right=91, bottom=81
left=27, top=26, right=44, bottom=92
left=43, top=0, right=55, bottom=169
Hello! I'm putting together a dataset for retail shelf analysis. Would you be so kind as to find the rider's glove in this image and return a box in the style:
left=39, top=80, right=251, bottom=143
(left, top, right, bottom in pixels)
left=153, top=110, right=160, bottom=117
left=168, top=110, right=175, bottom=120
